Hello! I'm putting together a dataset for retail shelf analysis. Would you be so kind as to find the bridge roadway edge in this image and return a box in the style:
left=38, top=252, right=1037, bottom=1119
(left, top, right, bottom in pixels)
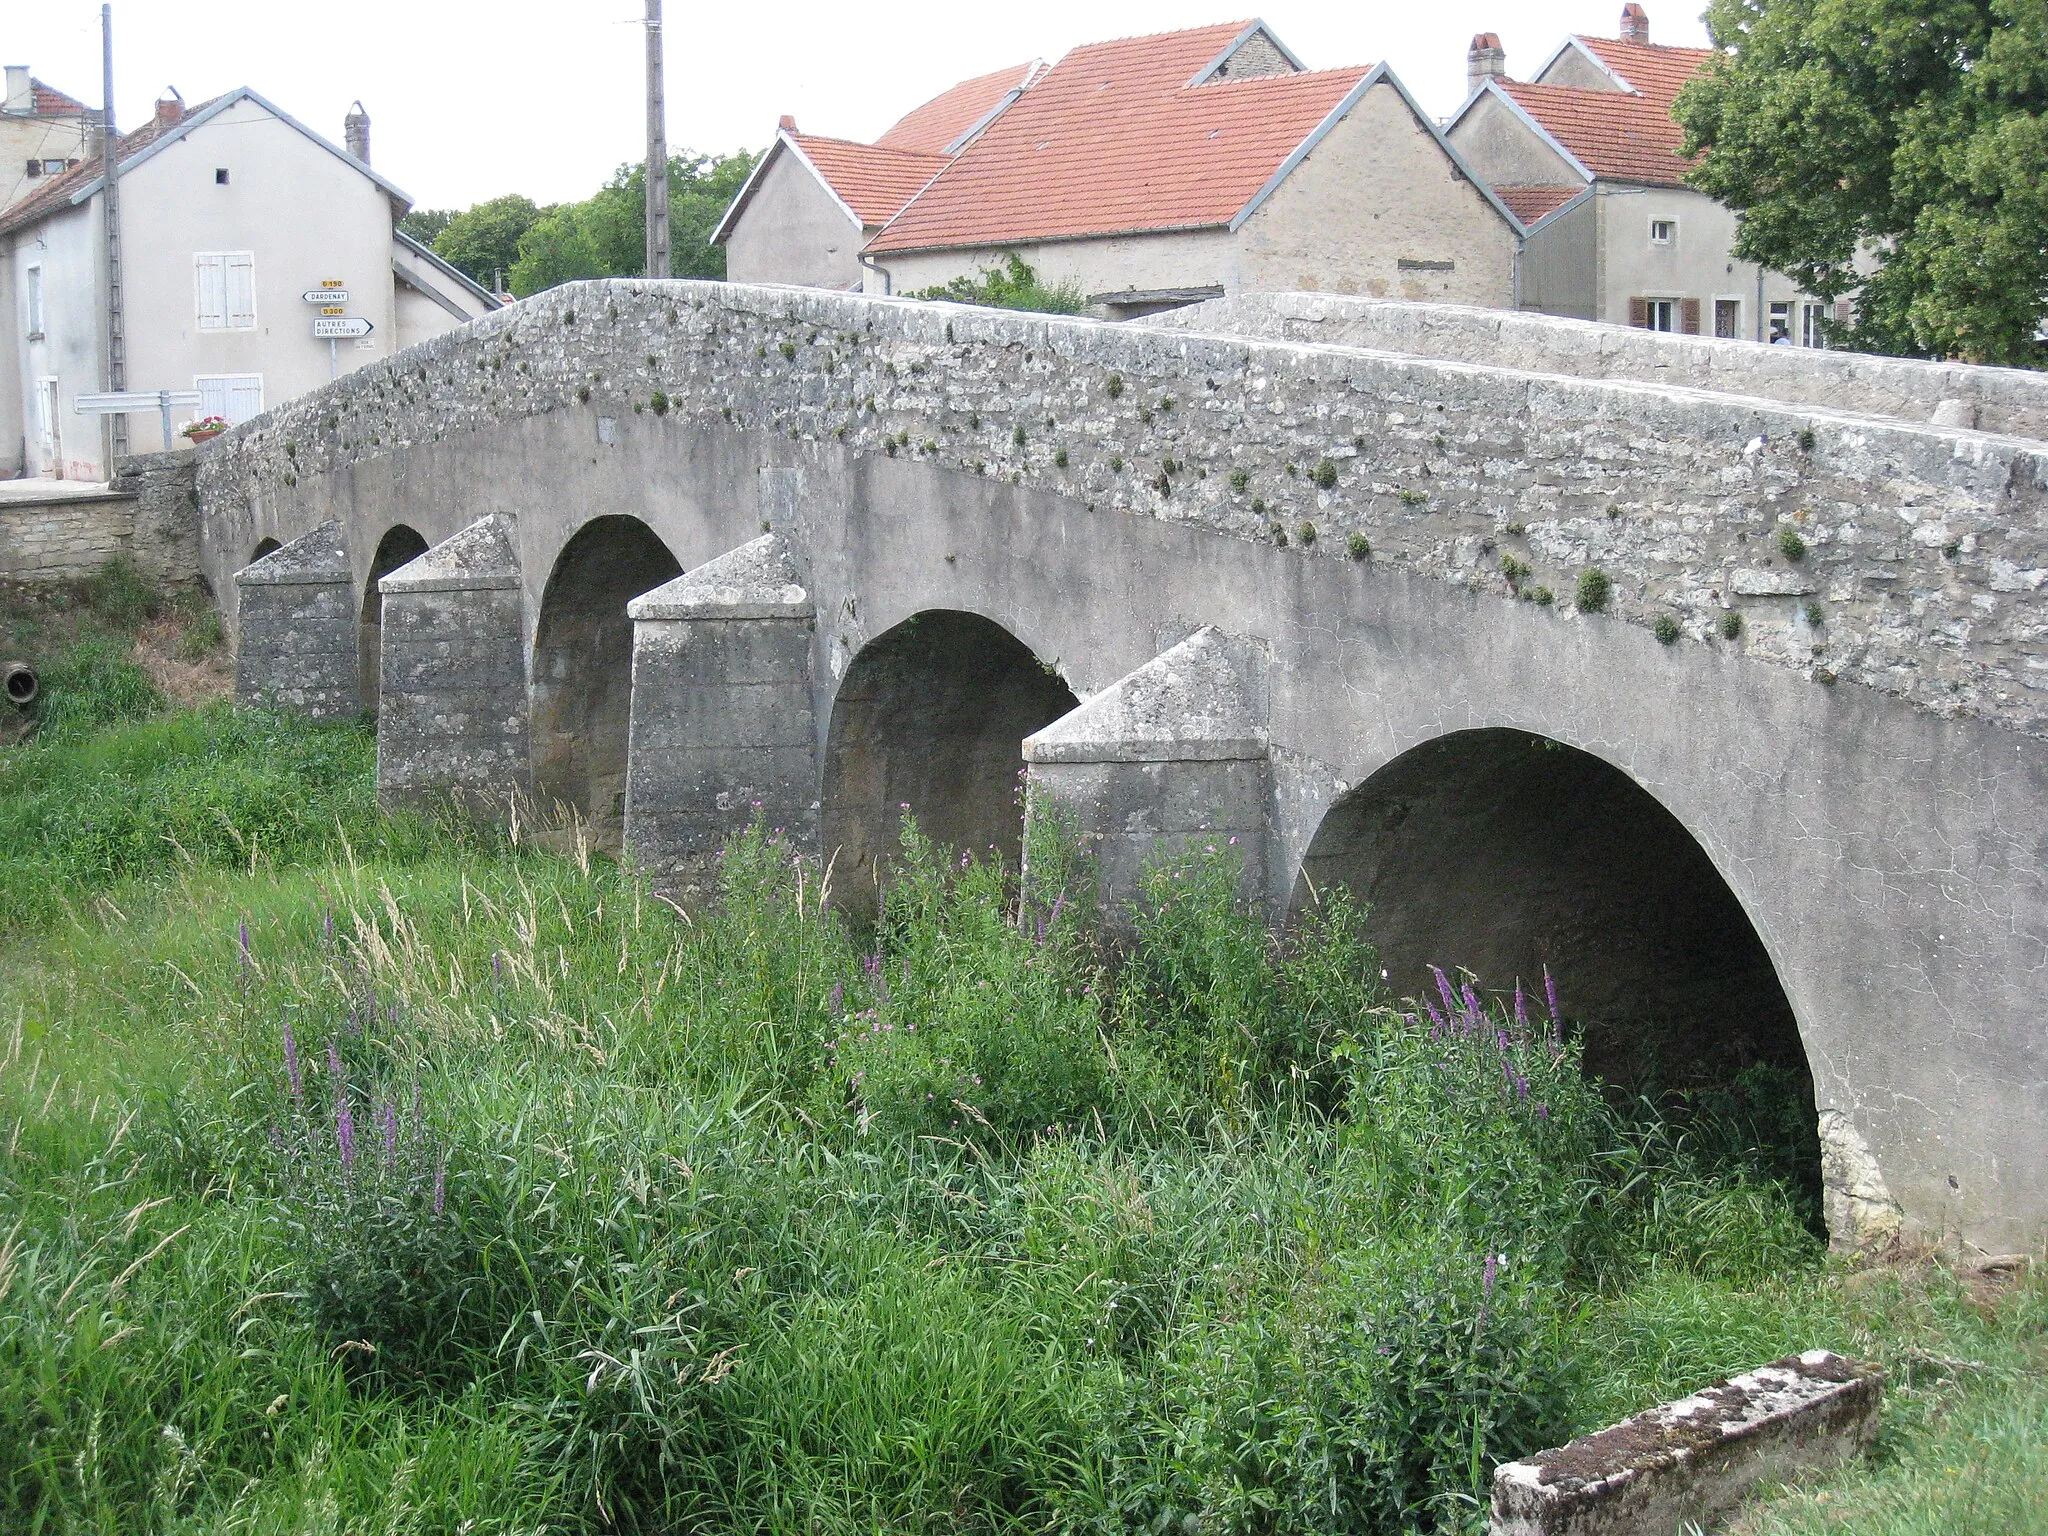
left=194, top=280, right=2047, bottom=1256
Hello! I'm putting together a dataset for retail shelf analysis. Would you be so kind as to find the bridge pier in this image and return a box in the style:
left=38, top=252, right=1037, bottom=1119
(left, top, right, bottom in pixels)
left=233, top=519, right=360, bottom=718
left=375, top=513, right=529, bottom=809
left=1024, top=628, right=1270, bottom=924
left=623, top=534, right=818, bottom=899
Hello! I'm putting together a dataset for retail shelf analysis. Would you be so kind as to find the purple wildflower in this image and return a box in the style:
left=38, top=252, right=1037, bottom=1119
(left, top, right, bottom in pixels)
left=238, top=918, right=252, bottom=971
left=1462, top=983, right=1485, bottom=1031
left=1534, top=1102, right=1550, bottom=1120
left=1421, top=992, right=1446, bottom=1033
left=1482, top=1252, right=1498, bottom=1297
left=1513, top=982, right=1529, bottom=1031
left=323, top=911, right=335, bottom=943
left=335, top=1093, right=356, bottom=1171
left=1543, top=968, right=1560, bottom=1022
left=1432, top=966, right=1459, bottom=1025
left=379, top=1099, right=399, bottom=1166
left=828, top=980, right=845, bottom=1018
left=282, top=1020, right=303, bottom=1107
left=431, top=1155, right=446, bottom=1218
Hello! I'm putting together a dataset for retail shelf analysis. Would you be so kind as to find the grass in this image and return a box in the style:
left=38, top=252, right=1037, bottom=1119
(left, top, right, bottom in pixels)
left=0, top=604, right=2041, bottom=1535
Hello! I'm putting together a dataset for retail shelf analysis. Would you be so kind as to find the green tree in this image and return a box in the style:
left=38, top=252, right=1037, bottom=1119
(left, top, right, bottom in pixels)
left=397, top=207, right=455, bottom=245
left=912, top=253, right=1086, bottom=314
left=432, top=194, right=548, bottom=288
left=507, top=150, right=758, bottom=298
left=1677, top=0, right=2048, bottom=364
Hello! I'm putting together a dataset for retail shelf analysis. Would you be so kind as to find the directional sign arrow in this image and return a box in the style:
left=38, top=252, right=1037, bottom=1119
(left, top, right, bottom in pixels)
left=313, top=316, right=374, bottom=339
left=302, top=289, right=352, bottom=304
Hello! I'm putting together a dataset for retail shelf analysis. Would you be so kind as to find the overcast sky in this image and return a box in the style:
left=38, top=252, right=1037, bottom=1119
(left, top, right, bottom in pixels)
left=11, top=1, right=1712, bottom=211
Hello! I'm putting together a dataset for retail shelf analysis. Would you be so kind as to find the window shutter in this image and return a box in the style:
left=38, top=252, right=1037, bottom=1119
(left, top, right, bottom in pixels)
left=196, top=376, right=230, bottom=419
left=1680, top=298, right=1701, bottom=335
left=1834, top=300, right=1853, bottom=327
left=195, top=254, right=225, bottom=329
left=225, top=253, right=256, bottom=329
left=24, top=159, right=38, bottom=178
left=1628, top=296, right=1648, bottom=328
left=227, top=377, right=264, bottom=424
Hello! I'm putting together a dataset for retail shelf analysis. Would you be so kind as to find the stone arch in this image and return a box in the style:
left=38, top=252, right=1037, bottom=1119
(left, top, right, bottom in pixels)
left=1294, top=728, right=1817, bottom=1184
left=823, top=609, right=1079, bottom=920
left=530, top=515, right=682, bottom=826
left=358, top=524, right=430, bottom=716
left=250, top=537, right=281, bottom=563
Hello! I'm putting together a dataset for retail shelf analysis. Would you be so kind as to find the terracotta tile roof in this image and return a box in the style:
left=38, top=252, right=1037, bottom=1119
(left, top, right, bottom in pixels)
left=868, top=22, right=1371, bottom=255
left=31, top=78, right=94, bottom=116
left=876, top=61, right=1042, bottom=156
left=788, top=133, right=947, bottom=226
left=1574, top=36, right=1714, bottom=108
left=1499, top=78, right=1696, bottom=187
left=1497, top=184, right=1583, bottom=225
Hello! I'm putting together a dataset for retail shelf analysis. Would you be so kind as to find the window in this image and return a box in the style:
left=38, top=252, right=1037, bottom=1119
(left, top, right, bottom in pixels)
left=24, top=158, right=40, bottom=179
left=195, top=374, right=264, bottom=425
left=1649, top=218, right=1676, bottom=245
left=1644, top=297, right=1676, bottom=331
left=1768, top=301, right=1793, bottom=344
left=194, top=251, right=256, bottom=330
left=214, top=168, right=229, bottom=185
left=1714, top=298, right=1741, bottom=339
left=1801, top=301, right=1829, bottom=349
left=25, top=265, right=43, bottom=338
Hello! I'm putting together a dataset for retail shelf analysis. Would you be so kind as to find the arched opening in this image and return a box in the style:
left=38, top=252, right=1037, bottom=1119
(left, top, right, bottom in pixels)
left=1296, top=729, right=1819, bottom=1202
left=530, top=515, right=682, bottom=829
left=250, top=538, right=281, bottom=564
left=823, top=610, right=1078, bottom=921
left=358, top=525, right=429, bottom=716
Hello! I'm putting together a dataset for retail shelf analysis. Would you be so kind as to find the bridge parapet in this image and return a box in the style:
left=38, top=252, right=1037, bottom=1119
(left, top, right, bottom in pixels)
left=199, top=279, right=2048, bottom=744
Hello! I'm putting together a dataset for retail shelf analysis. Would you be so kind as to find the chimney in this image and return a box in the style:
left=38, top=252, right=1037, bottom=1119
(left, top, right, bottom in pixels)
left=153, top=88, right=184, bottom=130
left=778, top=114, right=797, bottom=133
left=1620, top=3, right=1650, bottom=43
left=1467, top=33, right=1507, bottom=90
left=344, top=100, right=370, bottom=164
left=4, top=66, right=32, bottom=115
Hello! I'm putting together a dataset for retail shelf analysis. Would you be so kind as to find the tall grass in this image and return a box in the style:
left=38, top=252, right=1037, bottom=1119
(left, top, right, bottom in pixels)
left=0, top=692, right=2039, bottom=1534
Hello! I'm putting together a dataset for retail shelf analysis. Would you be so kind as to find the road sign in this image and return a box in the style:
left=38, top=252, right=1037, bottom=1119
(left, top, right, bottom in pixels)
left=302, top=288, right=352, bottom=304
left=313, top=316, right=373, bottom=338
left=320, top=306, right=346, bottom=316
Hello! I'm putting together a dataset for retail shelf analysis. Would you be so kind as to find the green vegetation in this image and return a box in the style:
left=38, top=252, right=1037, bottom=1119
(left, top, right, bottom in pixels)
left=0, top=607, right=2041, bottom=1534
left=1678, top=0, right=2048, bottom=364
left=427, top=193, right=546, bottom=288
left=1576, top=567, right=1613, bottom=613
left=912, top=254, right=1087, bottom=316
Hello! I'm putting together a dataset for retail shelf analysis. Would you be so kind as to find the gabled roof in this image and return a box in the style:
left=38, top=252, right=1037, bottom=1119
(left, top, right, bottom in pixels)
left=711, top=130, right=947, bottom=244
left=28, top=78, right=95, bottom=117
left=1571, top=35, right=1714, bottom=103
left=866, top=21, right=1386, bottom=255
left=876, top=60, right=1044, bottom=156
left=393, top=228, right=501, bottom=310
left=1496, top=184, right=1584, bottom=225
left=0, top=85, right=415, bottom=238
left=1496, top=77, right=1697, bottom=187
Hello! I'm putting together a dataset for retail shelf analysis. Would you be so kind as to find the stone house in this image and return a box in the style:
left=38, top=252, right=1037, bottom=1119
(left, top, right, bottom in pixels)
left=715, top=62, right=1043, bottom=290
left=1446, top=3, right=1834, bottom=342
left=0, top=88, right=496, bottom=481
left=2, top=67, right=96, bottom=214
left=862, top=20, right=1523, bottom=318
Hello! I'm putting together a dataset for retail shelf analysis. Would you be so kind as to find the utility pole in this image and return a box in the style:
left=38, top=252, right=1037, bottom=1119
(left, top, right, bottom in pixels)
left=644, top=0, right=670, bottom=279
left=101, top=4, right=128, bottom=462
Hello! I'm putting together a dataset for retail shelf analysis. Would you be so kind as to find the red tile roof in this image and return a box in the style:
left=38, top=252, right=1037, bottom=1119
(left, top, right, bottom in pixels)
left=788, top=133, right=947, bottom=226
left=1497, top=184, right=1583, bottom=225
left=1499, top=78, right=1696, bottom=187
left=876, top=61, right=1042, bottom=156
left=868, top=22, right=1371, bottom=255
left=1574, top=36, right=1714, bottom=107
left=31, top=79, right=94, bottom=116
left=0, top=100, right=208, bottom=236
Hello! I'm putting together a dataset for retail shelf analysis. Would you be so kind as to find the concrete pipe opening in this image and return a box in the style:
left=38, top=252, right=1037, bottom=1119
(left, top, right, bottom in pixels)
left=250, top=538, right=281, bottom=563
left=530, top=515, right=682, bottom=833
left=823, top=610, right=1078, bottom=923
left=1295, top=728, right=1819, bottom=1202
left=358, top=525, right=429, bottom=717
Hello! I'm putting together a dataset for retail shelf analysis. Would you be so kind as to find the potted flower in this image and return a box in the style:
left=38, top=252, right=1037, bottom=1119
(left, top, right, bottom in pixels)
left=181, top=415, right=230, bottom=444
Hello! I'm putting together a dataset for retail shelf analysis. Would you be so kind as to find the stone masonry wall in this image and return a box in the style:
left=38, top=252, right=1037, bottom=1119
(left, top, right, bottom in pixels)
left=0, top=450, right=197, bottom=583
left=196, top=280, right=2048, bottom=742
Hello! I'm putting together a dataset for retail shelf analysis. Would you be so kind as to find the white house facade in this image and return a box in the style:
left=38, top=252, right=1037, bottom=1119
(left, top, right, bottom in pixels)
left=0, top=88, right=495, bottom=481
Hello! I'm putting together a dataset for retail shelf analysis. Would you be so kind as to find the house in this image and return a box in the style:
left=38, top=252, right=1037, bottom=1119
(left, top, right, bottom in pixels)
left=2, top=66, right=95, bottom=213
left=862, top=21, right=1523, bottom=318
left=0, top=88, right=497, bottom=481
left=715, top=62, right=1041, bottom=290
left=1446, top=4, right=1834, bottom=342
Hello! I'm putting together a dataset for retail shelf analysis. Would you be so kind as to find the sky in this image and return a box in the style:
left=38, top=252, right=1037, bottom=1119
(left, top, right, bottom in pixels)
left=9, top=1, right=1714, bottom=212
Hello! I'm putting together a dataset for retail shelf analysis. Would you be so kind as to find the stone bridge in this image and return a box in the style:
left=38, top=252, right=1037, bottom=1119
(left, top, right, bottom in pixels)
left=198, top=280, right=2048, bottom=1257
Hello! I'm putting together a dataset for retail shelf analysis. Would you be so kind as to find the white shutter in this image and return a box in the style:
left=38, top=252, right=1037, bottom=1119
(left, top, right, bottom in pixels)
left=195, top=254, right=226, bottom=329
left=226, top=376, right=263, bottom=424
left=225, top=252, right=256, bottom=329
left=196, top=376, right=230, bottom=420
